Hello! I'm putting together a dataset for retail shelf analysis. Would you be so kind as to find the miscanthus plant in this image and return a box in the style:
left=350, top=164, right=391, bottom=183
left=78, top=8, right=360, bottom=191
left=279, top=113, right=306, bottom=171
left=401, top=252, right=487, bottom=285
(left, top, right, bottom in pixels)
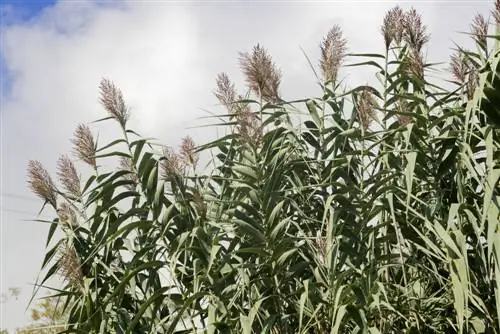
left=28, top=3, right=500, bottom=333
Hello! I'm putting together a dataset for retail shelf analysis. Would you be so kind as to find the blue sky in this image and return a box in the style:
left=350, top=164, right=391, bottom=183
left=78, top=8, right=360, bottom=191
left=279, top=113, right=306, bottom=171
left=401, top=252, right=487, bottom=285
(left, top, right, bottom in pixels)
left=1, top=0, right=56, bottom=22
left=1, top=0, right=57, bottom=97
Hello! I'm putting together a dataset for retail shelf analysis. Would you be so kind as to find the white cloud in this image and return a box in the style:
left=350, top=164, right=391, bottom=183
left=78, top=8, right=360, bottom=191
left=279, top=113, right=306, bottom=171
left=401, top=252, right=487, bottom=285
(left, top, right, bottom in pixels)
left=0, top=0, right=491, bottom=330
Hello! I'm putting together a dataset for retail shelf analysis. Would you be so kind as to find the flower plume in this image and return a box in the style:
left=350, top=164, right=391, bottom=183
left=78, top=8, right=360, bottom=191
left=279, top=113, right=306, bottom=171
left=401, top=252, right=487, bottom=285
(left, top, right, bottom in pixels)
left=57, top=202, right=78, bottom=227
left=493, top=0, right=500, bottom=24
left=450, top=50, right=479, bottom=99
left=239, top=44, right=281, bottom=103
left=57, top=155, right=81, bottom=198
left=403, top=8, right=429, bottom=54
left=99, top=78, right=129, bottom=127
left=396, top=100, right=411, bottom=126
left=357, top=88, right=378, bottom=130
left=180, top=136, right=198, bottom=168
left=27, top=160, right=57, bottom=209
left=214, top=74, right=262, bottom=145
left=161, top=147, right=185, bottom=182
left=214, top=72, right=237, bottom=112
left=406, top=51, right=425, bottom=79
left=471, top=14, right=488, bottom=46
left=119, top=157, right=139, bottom=190
left=320, top=25, right=347, bottom=84
left=72, top=124, right=97, bottom=168
left=381, top=6, right=404, bottom=48
left=58, top=244, right=84, bottom=289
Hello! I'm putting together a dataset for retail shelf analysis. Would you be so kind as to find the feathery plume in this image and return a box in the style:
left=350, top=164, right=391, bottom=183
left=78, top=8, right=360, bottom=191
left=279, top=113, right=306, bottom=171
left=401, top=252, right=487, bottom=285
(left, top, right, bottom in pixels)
left=58, top=244, right=84, bottom=289
left=214, top=73, right=253, bottom=116
left=471, top=14, right=488, bottom=46
left=315, top=230, right=327, bottom=265
left=180, top=136, right=198, bottom=168
left=493, top=0, right=500, bottom=24
left=190, top=188, right=207, bottom=220
left=320, top=25, right=348, bottom=84
left=214, top=72, right=237, bottom=112
left=450, top=51, right=469, bottom=83
left=381, top=6, right=405, bottom=48
left=27, top=160, right=57, bottom=209
left=213, top=74, right=262, bottom=145
left=119, top=157, right=139, bottom=190
left=396, top=100, right=411, bottom=126
left=466, top=67, right=479, bottom=100
left=57, top=202, right=78, bottom=227
left=357, top=88, right=378, bottom=130
left=99, top=78, right=129, bottom=128
left=235, top=106, right=262, bottom=145
left=239, top=44, right=281, bottom=103
left=407, top=51, right=425, bottom=79
left=403, top=8, right=430, bottom=54
left=449, top=50, right=479, bottom=99
left=57, top=155, right=81, bottom=198
left=161, top=147, right=185, bottom=182
left=71, top=124, right=97, bottom=168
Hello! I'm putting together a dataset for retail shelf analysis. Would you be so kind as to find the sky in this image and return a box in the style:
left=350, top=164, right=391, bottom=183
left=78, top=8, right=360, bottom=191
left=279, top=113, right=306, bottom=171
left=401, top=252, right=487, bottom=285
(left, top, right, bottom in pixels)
left=0, top=0, right=493, bottom=331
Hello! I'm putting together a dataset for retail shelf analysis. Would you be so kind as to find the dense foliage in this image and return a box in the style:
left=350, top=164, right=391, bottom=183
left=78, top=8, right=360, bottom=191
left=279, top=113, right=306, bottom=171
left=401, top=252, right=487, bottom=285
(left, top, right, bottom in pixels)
left=28, top=4, right=500, bottom=333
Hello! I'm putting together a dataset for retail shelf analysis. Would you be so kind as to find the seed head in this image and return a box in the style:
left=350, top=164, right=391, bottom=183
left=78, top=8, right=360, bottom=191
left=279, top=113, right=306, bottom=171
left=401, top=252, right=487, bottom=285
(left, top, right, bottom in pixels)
left=161, top=147, right=185, bottom=182
left=449, top=50, right=479, bottom=99
left=239, top=44, right=281, bottom=103
left=450, top=50, right=474, bottom=84
left=471, top=14, right=488, bottom=46
left=57, top=202, right=78, bottom=227
left=214, top=73, right=237, bottom=112
left=99, top=78, right=129, bottom=128
left=493, top=0, right=500, bottom=24
left=180, top=136, right=199, bottom=169
left=72, top=124, right=97, bottom=168
left=57, top=155, right=81, bottom=198
left=314, top=230, right=327, bottom=264
left=381, top=6, right=405, bottom=48
left=58, top=243, right=84, bottom=289
left=214, top=73, right=255, bottom=117
left=396, top=100, right=411, bottom=126
left=403, top=8, right=430, bottom=54
left=213, top=73, right=262, bottom=144
left=119, top=157, right=139, bottom=190
left=466, top=67, right=479, bottom=100
left=27, top=160, right=57, bottom=209
left=190, top=188, right=207, bottom=220
left=450, top=51, right=469, bottom=83
left=406, top=51, right=425, bottom=79
left=235, top=106, right=262, bottom=145
left=357, top=88, right=378, bottom=130
left=320, top=25, right=347, bottom=84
